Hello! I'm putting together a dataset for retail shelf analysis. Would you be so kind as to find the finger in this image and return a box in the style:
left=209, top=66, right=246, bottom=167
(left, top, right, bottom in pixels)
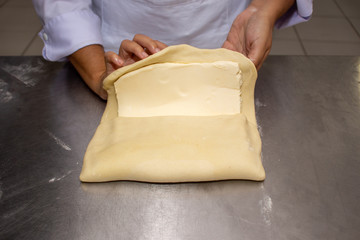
left=222, top=40, right=236, bottom=51
left=119, top=39, right=149, bottom=60
left=105, top=51, right=123, bottom=68
left=248, top=52, right=261, bottom=69
left=223, top=22, right=247, bottom=55
left=143, top=40, right=167, bottom=55
left=123, top=58, right=137, bottom=67
left=98, top=87, right=108, bottom=100
left=133, top=34, right=161, bottom=54
left=250, top=39, right=272, bottom=70
left=222, top=27, right=247, bottom=55
left=247, top=39, right=268, bottom=69
left=256, top=48, right=271, bottom=70
left=154, top=40, right=168, bottom=50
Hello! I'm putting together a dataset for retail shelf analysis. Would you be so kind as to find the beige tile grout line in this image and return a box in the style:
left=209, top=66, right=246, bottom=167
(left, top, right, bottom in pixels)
left=0, top=0, right=10, bottom=8
left=293, top=26, right=308, bottom=56
left=333, top=0, right=360, bottom=38
left=21, top=26, right=43, bottom=56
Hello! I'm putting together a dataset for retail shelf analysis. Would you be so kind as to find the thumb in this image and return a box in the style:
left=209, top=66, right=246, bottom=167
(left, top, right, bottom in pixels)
left=247, top=42, right=263, bottom=70
left=247, top=35, right=272, bottom=70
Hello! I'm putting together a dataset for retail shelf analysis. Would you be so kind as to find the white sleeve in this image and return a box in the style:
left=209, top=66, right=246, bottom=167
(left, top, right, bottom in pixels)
left=275, top=0, right=313, bottom=29
left=32, top=0, right=103, bottom=61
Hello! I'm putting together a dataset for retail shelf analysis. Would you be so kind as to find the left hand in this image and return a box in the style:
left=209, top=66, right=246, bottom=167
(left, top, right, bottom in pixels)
left=222, top=6, right=274, bottom=70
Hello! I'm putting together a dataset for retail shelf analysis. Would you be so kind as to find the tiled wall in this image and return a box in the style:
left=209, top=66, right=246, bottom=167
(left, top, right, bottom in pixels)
left=0, top=0, right=359, bottom=57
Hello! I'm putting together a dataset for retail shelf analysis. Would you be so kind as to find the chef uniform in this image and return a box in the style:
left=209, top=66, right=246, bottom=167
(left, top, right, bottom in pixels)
left=32, top=0, right=313, bottom=61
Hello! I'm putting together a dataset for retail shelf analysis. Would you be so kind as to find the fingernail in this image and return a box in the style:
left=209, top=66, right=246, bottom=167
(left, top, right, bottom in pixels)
left=154, top=48, right=160, bottom=53
left=116, top=57, right=123, bottom=65
left=141, top=52, right=149, bottom=58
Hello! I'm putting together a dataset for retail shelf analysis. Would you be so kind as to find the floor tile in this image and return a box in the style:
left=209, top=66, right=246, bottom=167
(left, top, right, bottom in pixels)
left=335, top=0, right=360, bottom=18
left=296, top=17, right=360, bottom=42
left=270, top=40, right=305, bottom=55
left=349, top=18, right=360, bottom=35
left=0, top=7, right=41, bottom=32
left=0, top=0, right=9, bottom=7
left=313, top=0, right=343, bottom=17
left=273, top=27, right=298, bottom=40
left=3, top=0, right=34, bottom=8
left=302, top=40, right=360, bottom=55
left=0, top=31, right=36, bottom=56
left=23, top=35, right=44, bottom=56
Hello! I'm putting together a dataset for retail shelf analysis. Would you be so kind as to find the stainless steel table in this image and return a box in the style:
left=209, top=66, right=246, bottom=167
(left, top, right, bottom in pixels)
left=1, top=56, right=359, bottom=240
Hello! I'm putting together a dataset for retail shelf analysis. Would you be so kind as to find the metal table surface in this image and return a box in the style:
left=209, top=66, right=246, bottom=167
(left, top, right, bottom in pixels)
left=0, top=56, right=359, bottom=240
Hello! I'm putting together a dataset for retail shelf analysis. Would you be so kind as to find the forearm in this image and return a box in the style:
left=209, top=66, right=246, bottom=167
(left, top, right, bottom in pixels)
left=68, top=44, right=107, bottom=99
left=248, top=0, right=296, bottom=24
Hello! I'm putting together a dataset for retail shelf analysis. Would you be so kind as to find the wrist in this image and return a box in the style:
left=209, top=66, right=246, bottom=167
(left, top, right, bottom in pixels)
left=69, top=44, right=108, bottom=99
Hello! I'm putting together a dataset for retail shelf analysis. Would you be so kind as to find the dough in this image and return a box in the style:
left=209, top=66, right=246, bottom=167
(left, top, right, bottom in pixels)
left=80, top=44, right=265, bottom=182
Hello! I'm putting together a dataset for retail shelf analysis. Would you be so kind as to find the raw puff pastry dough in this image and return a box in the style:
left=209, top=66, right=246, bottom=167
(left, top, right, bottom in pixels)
left=80, top=44, right=265, bottom=182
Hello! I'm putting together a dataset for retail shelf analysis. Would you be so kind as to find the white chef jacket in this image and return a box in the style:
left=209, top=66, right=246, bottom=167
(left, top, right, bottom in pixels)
left=32, top=0, right=313, bottom=61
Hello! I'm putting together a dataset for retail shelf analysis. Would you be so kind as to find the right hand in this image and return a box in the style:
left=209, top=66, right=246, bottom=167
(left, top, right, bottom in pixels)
left=104, top=34, right=168, bottom=76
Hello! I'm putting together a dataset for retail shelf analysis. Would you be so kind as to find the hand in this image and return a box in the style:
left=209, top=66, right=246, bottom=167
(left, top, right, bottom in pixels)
left=105, top=34, right=167, bottom=74
left=222, top=6, right=274, bottom=70
left=81, top=34, right=166, bottom=99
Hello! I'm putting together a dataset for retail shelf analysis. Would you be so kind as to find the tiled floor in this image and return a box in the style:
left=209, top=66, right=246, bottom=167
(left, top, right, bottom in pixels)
left=272, top=0, right=360, bottom=55
left=0, top=0, right=359, bottom=57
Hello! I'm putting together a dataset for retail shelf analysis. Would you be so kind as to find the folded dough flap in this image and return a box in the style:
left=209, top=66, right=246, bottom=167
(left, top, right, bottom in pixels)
left=80, top=45, right=265, bottom=183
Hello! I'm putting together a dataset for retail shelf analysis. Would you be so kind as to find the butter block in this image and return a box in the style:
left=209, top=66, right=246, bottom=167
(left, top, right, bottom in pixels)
left=114, top=61, right=242, bottom=117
